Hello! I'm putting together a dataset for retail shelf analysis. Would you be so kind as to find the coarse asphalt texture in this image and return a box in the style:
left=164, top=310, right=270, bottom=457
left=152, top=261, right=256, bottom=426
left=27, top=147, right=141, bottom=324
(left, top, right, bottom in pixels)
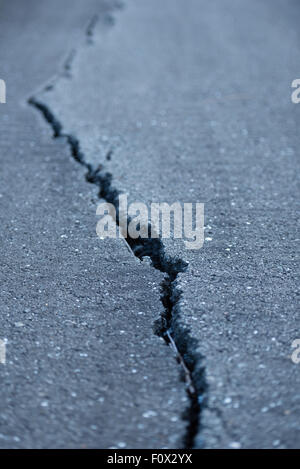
left=0, top=0, right=299, bottom=449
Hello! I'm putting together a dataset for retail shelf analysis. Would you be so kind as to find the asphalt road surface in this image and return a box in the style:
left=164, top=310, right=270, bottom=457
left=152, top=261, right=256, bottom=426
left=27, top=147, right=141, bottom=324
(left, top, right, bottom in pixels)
left=0, top=0, right=299, bottom=449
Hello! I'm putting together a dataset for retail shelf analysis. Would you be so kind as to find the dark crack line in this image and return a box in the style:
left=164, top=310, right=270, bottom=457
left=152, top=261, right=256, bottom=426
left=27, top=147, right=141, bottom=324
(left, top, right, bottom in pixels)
left=86, top=14, right=100, bottom=42
left=28, top=95, right=206, bottom=448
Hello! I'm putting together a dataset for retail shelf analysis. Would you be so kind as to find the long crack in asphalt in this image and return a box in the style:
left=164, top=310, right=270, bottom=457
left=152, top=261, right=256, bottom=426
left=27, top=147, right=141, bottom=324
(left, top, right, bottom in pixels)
left=28, top=11, right=207, bottom=448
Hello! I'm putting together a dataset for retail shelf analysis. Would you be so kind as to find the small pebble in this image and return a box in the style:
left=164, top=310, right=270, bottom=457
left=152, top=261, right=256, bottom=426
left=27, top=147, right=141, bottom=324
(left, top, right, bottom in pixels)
left=229, top=442, right=241, bottom=449
left=143, top=410, right=157, bottom=418
left=14, top=322, right=24, bottom=328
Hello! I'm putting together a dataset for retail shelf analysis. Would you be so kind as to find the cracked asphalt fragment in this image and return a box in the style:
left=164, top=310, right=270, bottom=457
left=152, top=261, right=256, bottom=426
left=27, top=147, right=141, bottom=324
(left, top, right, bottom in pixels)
left=0, top=0, right=188, bottom=449
left=27, top=2, right=207, bottom=448
left=32, top=0, right=300, bottom=449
